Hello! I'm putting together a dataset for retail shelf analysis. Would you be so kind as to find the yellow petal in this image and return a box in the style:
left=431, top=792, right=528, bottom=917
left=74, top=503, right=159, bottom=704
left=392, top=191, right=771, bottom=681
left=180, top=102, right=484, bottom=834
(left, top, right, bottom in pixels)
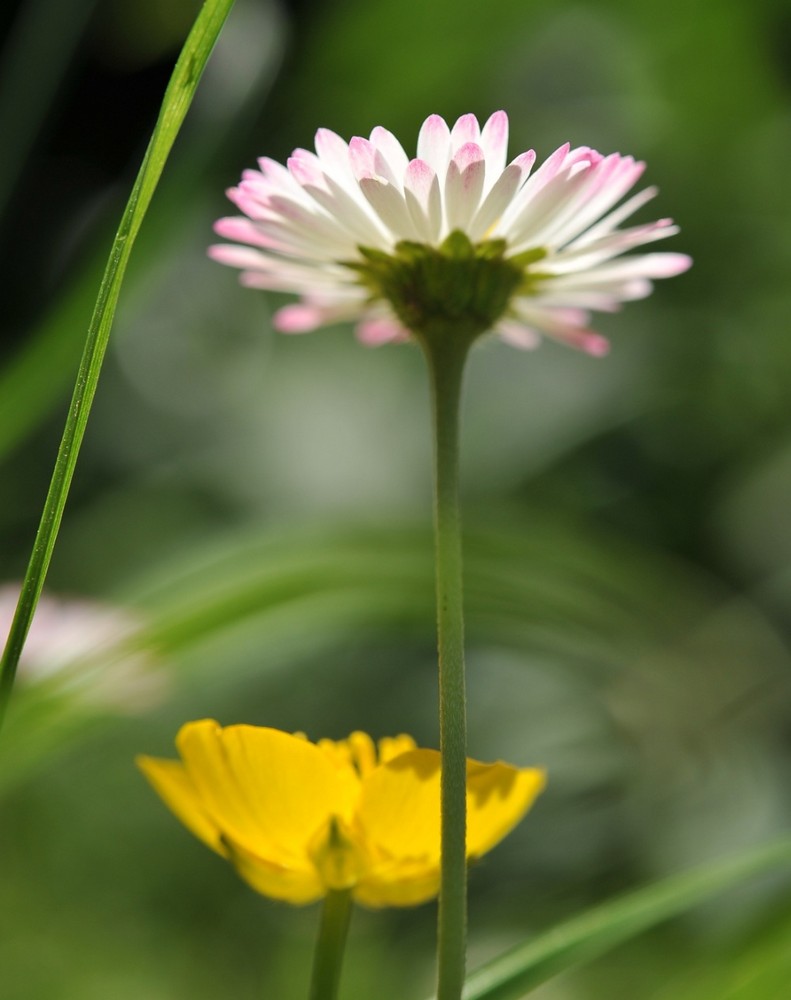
left=353, top=749, right=442, bottom=906
left=353, top=862, right=440, bottom=908
left=356, top=749, right=442, bottom=863
left=466, top=761, right=546, bottom=859
left=353, top=749, right=545, bottom=907
left=223, top=835, right=325, bottom=905
left=136, top=755, right=227, bottom=856
left=377, top=733, right=417, bottom=764
left=176, top=720, right=360, bottom=864
left=317, top=732, right=377, bottom=776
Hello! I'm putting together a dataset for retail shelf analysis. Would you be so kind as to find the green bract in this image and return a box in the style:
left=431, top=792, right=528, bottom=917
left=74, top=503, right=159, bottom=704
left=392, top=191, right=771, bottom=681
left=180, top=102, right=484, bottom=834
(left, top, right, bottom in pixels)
left=347, top=231, right=547, bottom=344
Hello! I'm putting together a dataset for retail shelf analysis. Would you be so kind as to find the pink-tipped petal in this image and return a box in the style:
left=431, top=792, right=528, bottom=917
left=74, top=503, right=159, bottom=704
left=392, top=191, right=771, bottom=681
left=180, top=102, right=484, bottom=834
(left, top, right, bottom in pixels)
left=450, top=113, right=480, bottom=150
left=480, top=110, right=509, bottom=178
left=572, top=331, right=611, bottom=357
left=370, top=126, right=410, bottom=179
left=213, top=217, right=272, bottom=249
left=287, top=150, right=327, bottom=189
left=417, top=114, right=451, bottom=172
left=404, top=158, right=442, bottom=241
left=273, top=300, right=362, bottom=333
left=529, top=142, right=572, bottom=188
left=273, top=304, right=327, bottom=333
left=445, top=142, right=486, bottom=230
left=513, top=302, right=611, bottom=356
left=208, top=244, right=270, bottom=269
left=495, top=320, right=541, bottom=350
left=559, top=252, right=693, bottom=285
left=314, top=127, right=357, bottom=190
left=350, top=139, right=403, bottom=187
left=226, top=187, right=268, bottom=221
left=349, top=136, right=378, bottom=180
left=643, top=251, right=693, bottom=277
left=355, top=316, right=410, bottom=345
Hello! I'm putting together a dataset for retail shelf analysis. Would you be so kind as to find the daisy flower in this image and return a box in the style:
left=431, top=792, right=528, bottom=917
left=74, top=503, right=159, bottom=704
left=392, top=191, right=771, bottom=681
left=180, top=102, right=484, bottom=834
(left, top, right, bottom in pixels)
left=209, top=111, right=690, bottom=356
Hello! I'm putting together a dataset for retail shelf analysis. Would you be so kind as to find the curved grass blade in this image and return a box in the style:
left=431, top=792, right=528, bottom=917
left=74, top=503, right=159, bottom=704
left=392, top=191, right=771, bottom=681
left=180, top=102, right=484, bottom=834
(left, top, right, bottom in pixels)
left=436, top=838, right=791, bottom=1000
left=0, top=0, right=237, bottom=730
left=662, top=905, right=791, bottom=1000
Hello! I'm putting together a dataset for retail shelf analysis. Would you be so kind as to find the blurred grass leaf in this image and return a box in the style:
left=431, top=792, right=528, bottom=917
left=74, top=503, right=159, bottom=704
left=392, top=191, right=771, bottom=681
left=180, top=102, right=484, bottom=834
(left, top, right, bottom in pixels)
left=0, top=0, right=237, bottom=727
left=4, top=515, right=788, bottom=793
left=664, top=907, right=791, bottom=1000
left=451, top=838, right=791, bottom=1000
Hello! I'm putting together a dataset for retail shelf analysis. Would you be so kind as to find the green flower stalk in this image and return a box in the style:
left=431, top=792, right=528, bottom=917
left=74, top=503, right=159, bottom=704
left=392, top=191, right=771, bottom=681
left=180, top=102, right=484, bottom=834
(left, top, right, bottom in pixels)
left=352, top=231, right=530, bottom=998
left=309, top=888, right=354, bottom=1000
left=208, top=110, right=690, bottom=997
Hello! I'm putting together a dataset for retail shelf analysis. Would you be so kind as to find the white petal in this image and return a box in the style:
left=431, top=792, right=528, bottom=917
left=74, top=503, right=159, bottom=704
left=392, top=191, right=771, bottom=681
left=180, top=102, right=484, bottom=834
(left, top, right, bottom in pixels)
left=265, top=194, right=359, bottom=255
left=450, top=113, right=480, bottom=150
left=417, top=114, right=451, bottom=173
left=403, top=159, right=442, bottom=242
left=568, top=185, right=659, bottom=246
left=359, top=177, right=421, bottom=240
left=530, top=289, right=630, bottom=311
left=355, top=315, right=411, bottom=345
left=480, top=110, right=509, bottom=181
left=314, top=128, right=357, bottom=191
left=253, top=158, right=309, bottom=202
left=504, top=156, right=601, bottom=250
left=274, top=301, right=361, bottom=333
left=495, top=319, right=541, bottom=350
left=208, top=244, right=272, bottom=269
left=288, top=150, right=390, bottom=248
left=513, top=301, right=611, bottom=356
left=213, top=217, right=281, bottom=251
left=550, top=251, right=692, bottom=285
left=546, top=156, right=646, bottom=248
left=370, top=126, right=410, bottom=179
left=495, top=142, right=571, bottom=234
left=544, top=220, right=680, bottom=273
left=443, top=142, right=486, bottom=232
left=469, top=151, right=535, bottom=241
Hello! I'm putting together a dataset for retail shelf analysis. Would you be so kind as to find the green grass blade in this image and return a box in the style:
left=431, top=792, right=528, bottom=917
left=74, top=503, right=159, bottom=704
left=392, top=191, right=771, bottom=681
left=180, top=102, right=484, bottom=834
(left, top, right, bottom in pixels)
left=445, top=838, right=791, bottom=1000
left=0, top=0, right=237, bottom=729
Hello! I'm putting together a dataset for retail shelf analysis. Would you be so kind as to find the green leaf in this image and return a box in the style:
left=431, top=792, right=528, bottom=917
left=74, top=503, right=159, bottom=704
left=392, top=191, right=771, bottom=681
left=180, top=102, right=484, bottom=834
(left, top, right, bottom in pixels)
left=0, top=0, right=237, bottom=729
left=432, top=838, right=791, bottom=1000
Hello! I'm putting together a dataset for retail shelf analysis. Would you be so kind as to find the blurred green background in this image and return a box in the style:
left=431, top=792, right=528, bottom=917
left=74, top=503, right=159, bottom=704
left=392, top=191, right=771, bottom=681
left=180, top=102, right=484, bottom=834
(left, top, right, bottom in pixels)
left=2, top=0, right=791, bottom=997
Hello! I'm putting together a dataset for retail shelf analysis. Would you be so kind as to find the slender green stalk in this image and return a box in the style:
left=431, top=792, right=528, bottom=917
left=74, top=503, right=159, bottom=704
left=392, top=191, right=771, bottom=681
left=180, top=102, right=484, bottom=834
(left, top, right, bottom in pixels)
left=308, top=889, right=354, bottom=1000
left=0, top=0, right=237, bottom=732
left=420, top=332, right=475, bottom=1000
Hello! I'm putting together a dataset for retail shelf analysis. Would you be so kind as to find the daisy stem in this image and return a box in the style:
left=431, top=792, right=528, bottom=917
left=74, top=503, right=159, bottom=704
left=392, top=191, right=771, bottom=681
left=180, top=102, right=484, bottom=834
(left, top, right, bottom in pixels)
left=308, top=888, right=353, bottom=1000
left=421, top=331, right=474, bottom=1000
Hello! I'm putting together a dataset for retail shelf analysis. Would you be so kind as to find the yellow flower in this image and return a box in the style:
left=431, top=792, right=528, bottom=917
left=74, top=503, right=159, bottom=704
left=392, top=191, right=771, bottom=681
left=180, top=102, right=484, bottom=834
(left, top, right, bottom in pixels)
left=137, top=720, right=545, bottom=907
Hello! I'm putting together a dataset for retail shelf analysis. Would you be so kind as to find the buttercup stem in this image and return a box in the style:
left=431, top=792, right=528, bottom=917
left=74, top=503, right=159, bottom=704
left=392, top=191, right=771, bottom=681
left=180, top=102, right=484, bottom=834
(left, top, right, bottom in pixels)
left=308, top=888, right=353, bottom=1000
left=420, top=330, right=474, bottom=1000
